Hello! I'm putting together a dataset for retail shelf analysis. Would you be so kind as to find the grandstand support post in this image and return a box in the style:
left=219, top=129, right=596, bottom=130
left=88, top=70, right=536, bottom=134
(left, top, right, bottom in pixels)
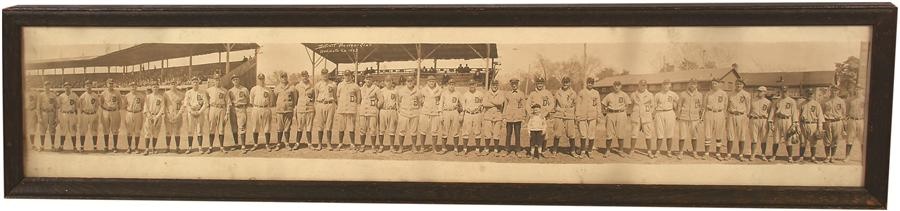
left=484, top=44, right=490, bottom=88
left=225, top=43, right=234, bottom=75
left=354, top=48, right=360, bottom=84
left=416, top=44, right=422, bottom=86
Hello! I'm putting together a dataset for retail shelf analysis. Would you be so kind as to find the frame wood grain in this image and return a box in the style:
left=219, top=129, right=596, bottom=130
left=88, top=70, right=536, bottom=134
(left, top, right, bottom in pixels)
left=3, top=3, right=896, bottom=208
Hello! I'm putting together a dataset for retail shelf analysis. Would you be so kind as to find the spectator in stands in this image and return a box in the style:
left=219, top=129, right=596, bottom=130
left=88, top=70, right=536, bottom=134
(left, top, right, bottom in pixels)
left=456, top=64, right=464, bottom=73
left=464, top=64, right=471, bottom=73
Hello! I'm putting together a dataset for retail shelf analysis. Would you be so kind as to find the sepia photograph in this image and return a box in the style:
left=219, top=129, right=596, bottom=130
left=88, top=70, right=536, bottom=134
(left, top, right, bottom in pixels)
left=19, top=26, right=871, bottom=186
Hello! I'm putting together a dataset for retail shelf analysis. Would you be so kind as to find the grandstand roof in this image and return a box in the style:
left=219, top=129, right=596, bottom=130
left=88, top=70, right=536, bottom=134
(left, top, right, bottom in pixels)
left=26, top=43, right=260, bottom=70
left=302, top=43, right=498, bottom=64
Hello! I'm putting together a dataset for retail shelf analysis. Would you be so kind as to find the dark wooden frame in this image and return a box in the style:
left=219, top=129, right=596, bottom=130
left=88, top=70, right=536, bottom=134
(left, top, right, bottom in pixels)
left=3, top=3, right=896, bottom=208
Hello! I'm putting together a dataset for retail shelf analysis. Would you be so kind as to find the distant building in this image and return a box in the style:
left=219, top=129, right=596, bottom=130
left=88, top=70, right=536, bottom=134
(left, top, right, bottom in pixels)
left=594, top=67, right=836, bottom=98
left=594, top=67, right=740, bottom=94
left=740, top=71, right=836, bottom=98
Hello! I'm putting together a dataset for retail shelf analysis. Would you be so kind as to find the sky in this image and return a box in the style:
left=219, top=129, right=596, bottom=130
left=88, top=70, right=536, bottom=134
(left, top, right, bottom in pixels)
left=22, top=26, right=870, bottom=80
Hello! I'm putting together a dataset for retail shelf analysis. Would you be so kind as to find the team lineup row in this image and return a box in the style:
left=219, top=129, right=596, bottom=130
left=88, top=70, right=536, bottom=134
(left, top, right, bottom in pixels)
left=25, top=68, right=866, bottom=163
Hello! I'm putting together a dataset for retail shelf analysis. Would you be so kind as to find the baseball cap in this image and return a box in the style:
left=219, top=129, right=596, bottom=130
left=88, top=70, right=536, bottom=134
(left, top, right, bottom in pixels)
left=586, top=77, right=595, bottom=84
left=613, top=81, right=622, bottom=86
left=757, top=86, right=767, bottom=92
left=300, top=71, right=309, bottom=77
left=509, top=78, right=520, bottom=84
left=662, top=79, right=671, bottom=85
left=638, top=80, right=647, bottom=85
left=63, top=82, right=71, bottom=87
left=256, top=73, right=266, bottom=79
left=561, top=77, right=572, bottom=84
left=535, top=77, right=546, bottom=84
left=491, top=79, right=500, bottom=85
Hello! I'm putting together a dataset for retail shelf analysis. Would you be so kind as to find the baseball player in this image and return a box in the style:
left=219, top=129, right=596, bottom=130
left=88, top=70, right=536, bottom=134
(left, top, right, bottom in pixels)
left=602, top=81, right=632, bottom=158
left=482, top=80, right=505, bottom=156
left=142, top=81, right=167, bottom=155
left=379, top=81, right=400, bottom=153
left=182, top=78, right=207, bottom=154
left=844, top=85, right=865, bottom=162
left=798, top=89, right=826, bottom=163
left=247, top=74, right=272, bottom=153
left=292, top=71, right=315, bottom=151
left=37, top=82, right=58, bottom=151
left=768, top=85, right=800, bottom=162
left=527, top=78, right=554, bottom=153
left=747, top=86, right=772, bottom=162
left=334, top=71, right=359, bottom=151
left=676, top=79, right=704, bottom=159
left=823, top=86, right=847, bottom=163
left=440, top=80, right=463, bottom=155
left=313, top=69, right=337, bottom=151
left=272, top=72, right=297, bottom=152
left=502, top=78, right=527, bottom=156
left=396, top=76, right=421, bottom=153
left=575, top=78, right=602, bottom=158
left=653, top=79, right=679, bottom=158
left=229, top=76, right=251, bottom=152
left=419, top=76, right=443, bottom=154
left=26, top=88, right=39, bottom=151
left=123, top=82, right=145, bottom=153
left=726, top=80, right=751, bottom=161
left=551, top=77, right=577, bottom=157
left=205, top=74, right=231, bottom=153
left=164, top=81, right=185, bottom=153
left=356, top=76, right=379, bottom=153
left=704, top=79, right=728, bottom=160
left=630, top=80, right=656, bottom=158
left=460, top=82, right=483, bottom=155
left=77, top=81, right=101, bottom=152
left=99, top=79, right=123, bottom=152
left=56, top=82, right=79, bottom=151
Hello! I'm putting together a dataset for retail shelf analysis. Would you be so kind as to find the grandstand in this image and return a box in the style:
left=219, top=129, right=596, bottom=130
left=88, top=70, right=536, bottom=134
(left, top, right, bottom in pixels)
left=302, top=43, right=499, bottom=86
left=25, top=43, right=260, bottom=90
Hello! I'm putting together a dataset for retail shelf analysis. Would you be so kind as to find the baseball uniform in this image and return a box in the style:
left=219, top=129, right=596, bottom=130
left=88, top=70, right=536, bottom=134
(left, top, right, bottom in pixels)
left=419, top=86, right=443, bottom=137
left=37, top=90, right=58, bottom=148
left=379, top=87, right=399, bottom=136
left=183, top=88, right=208, bottom=137
left=705, top=89, right=728, bottom=143
left=440, top=88, right=462, bottom=139
left=770, top=96, right=799, bottom=145
left=727, top=90, right=752, bottom=142
left=229, top=85, right=250, bottom=138
left=749, top=97, right=772, bottom=145
left=602, top=91, right=632, bottom=140
left=630, top=90, right=655, bottom=140
left=313, top=80, right=337, bottom=132
left=654, top=90, right=679, bottom=139
left=677, top=90, right=704, bottom=140
left=334, top=81, right=359, bottom=138
left=396, top=86, right=420, bottom=137
left=78, top=90, right=101, bottom=139
left=100, top=88, right=123, bottom=136
left=58, top=91, right=80, bottom=140
left=247, top=85, right=272, bottom=136
left=142, top=92, right=167, bottom=139
left=273, top=84, right=297, bottom=133
left=799, top=100, right=825, bottom=146
left=293, top=82, right=314, bottom=142
left=124, top=91, right=145, bottom=140
left=164, top=88, right=185, bottom=137
left=25, top=91, right=39, bottom=148
left=356, top=84, right=380, bottom=137
left=482, top=89, right=505, bottom=140
left=823, top=97, right=847, bottom=147
left=575, top=88, right=602, bottom=140
left=207, top=86, right=231, bottom=136
left=461, top=89, right=484, bottom=140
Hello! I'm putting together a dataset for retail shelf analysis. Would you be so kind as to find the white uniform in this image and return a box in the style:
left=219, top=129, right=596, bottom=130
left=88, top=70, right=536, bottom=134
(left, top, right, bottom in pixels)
left=142, top=93, right=167, bottom=138
left=164, top=89, right=185, bottom=136
left=182, top=88, right=208, bottom=136
left=654, top=90, right=679, bottom=139
left=78, top=91, right=101, bottom=137
left=206, top=86, right=231, bottom=135
left=58, top=92, right=80, bottom=138
left=229, top=85, right=250, bottom=136
left=247, top=86, right=272, bottom=135
left=123, top=91, right=145, bottom=136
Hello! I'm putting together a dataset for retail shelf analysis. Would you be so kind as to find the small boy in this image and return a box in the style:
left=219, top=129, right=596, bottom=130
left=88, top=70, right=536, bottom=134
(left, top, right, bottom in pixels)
left=527, top=104, right=547, bottom=159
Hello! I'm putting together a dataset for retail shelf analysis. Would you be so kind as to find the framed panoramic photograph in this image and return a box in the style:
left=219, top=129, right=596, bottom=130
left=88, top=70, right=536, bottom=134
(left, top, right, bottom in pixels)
left=3, top=3, right=896, bottom=208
